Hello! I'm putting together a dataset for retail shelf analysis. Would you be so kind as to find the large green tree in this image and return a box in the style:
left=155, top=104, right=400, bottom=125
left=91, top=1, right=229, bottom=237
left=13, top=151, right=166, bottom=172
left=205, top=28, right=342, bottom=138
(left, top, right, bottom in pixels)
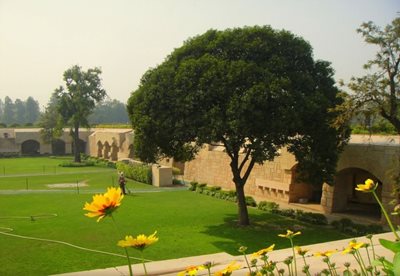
left=128, top=26, right=348, bottom=226
left=55, top=65, right=106, bottom=162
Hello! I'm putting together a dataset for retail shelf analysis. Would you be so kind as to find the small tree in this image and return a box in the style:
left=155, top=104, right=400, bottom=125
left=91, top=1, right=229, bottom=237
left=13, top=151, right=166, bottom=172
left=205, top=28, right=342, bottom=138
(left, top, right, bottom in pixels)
left=55, top=65, right=106, bottom=162
left=337, top=17, right=400, bottom=134
left=38, top=92, right=63, bottom=144
left=128, top=26, right=348, bottom=226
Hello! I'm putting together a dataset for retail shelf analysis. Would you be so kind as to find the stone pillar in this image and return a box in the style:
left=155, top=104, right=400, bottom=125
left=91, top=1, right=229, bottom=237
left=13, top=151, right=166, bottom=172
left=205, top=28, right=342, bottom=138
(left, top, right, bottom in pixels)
left=152, top=165, right=172, bottom=187
left=320, top=183, right=334, bottom=213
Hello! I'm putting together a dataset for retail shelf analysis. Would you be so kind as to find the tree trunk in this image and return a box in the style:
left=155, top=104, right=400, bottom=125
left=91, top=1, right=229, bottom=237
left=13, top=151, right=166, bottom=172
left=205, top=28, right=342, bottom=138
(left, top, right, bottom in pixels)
left=73, top=123, right=81, bottom=163
left=235, top=181, right=250, bottom=226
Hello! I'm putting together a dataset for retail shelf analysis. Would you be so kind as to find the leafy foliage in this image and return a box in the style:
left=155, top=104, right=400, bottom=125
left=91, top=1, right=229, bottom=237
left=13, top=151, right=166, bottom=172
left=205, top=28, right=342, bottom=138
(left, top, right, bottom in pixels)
left=128, top=26, right=349, bottom=225
left=116, top=161, right=152, bottom=184
left=55, top=65, right=106, bottom=162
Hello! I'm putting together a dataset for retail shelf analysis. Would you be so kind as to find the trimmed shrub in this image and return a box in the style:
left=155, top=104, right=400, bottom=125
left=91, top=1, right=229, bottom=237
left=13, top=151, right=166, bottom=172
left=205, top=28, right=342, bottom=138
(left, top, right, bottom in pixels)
left=258, top=201, right=280, bottom=212
left=245, top=196, right=257, bottom=207
left=172, top=167, right=181, bottom=175
left=188, top=181, right=198, bottom=191
left=294, top=210, right=328, bottom=225
left=331, top=218, right=384, bottom=236
left=116, top=162, right=152, bottom=184
left=59, top=160, right=95, bottom=167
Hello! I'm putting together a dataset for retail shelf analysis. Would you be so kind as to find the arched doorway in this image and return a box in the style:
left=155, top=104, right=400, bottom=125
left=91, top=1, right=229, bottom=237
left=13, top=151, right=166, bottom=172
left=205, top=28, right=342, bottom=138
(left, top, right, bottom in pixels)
left=21, top=140, right=40, bottom=155
left=103, top=141, right=110, bottom=159
left=52, top=139, right=66, bottom=155
left=333, top=168, right=381, bottom=219
left=97, top=141, right=103, bottom=158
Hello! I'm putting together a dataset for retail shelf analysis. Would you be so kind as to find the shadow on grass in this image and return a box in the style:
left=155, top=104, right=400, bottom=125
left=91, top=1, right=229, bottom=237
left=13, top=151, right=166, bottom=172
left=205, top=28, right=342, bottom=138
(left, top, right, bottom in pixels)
left=201, top=212, right=348, bottom=256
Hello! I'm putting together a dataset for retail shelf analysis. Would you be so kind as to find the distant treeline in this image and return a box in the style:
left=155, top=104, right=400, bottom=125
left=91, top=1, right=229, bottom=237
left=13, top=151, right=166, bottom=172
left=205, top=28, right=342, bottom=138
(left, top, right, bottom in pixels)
left=0, top=96, right=129, bottom=127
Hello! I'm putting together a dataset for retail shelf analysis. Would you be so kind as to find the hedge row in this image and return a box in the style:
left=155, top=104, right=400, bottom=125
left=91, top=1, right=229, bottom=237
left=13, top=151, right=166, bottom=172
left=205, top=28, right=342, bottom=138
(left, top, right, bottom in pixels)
left=116, top=162, right=152, bottom=184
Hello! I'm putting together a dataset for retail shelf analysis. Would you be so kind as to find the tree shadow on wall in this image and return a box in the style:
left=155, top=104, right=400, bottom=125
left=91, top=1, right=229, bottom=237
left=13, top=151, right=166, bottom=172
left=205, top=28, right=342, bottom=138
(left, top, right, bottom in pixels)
left=200, top=212, right=346, bottom=256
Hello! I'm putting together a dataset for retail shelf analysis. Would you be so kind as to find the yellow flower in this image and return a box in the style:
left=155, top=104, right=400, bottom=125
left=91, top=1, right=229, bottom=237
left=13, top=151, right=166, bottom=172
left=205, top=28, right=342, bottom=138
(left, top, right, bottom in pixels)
left=342, top=240, right=366, bottom=254
left=314, top=250, right=336, bottom=257
left=214, top=261, right=241, bottom=276
left=295, top=246, right=309, bottom=256
left=278, top=229, right=301, bottom=239
left=118, top=231, right=158, bottom=250
left=83, top=187, right=124, bottom=222
left=355, top=179, right=377, bottom=192
left=251, top=244, right=275, bottom=259
left=177, top=265, right=205, bottom=276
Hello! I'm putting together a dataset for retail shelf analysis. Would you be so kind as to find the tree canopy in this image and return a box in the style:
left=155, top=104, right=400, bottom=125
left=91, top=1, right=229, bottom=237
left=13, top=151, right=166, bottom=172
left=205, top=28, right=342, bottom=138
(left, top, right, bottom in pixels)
left=336, top=17, right=400, bottom=134
left=55, top=65, right=106, bottom=162
left=127, top=26, right=348, bottom=225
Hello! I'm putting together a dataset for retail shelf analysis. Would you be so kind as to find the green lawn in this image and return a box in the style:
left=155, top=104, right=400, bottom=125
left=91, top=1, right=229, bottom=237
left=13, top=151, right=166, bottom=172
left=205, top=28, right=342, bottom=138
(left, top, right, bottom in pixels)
left=0, top=157, right=349, bottom=275
left=0, top=156, right=104, bottom=175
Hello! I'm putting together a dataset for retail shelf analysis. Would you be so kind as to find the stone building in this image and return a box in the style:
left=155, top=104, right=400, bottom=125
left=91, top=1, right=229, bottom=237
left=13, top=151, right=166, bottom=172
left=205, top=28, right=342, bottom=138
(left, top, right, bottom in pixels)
left=0, top=127, right=399, bottom=222
left=183, top=135, right=400, bottom=222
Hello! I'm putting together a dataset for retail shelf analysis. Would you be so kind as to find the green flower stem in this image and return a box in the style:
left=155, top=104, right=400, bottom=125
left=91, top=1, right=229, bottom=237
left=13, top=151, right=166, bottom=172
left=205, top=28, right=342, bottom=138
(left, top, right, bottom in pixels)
left=301, top=256, right=311, bottom=276
left=353, top=251, right=366, bottom=275
left=326, top=258, right=337, bottom=276
left=111, top=216, right=133, bottom=276
left=242, top=252, right=252, bottom=274
left=124, top=248, right=134, bottom=276
left=372, top=191, right=400, bottom=240
left=289, top=239, right=297, bottom=276
left=141, top=250, right=148, bottom=276
left=367, top=237, right=376, bottom=260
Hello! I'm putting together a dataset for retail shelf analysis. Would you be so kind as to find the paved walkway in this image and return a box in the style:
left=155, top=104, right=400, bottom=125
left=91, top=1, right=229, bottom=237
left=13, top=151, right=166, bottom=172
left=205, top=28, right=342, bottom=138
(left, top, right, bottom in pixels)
left=55, top=232, right=395, bottom=276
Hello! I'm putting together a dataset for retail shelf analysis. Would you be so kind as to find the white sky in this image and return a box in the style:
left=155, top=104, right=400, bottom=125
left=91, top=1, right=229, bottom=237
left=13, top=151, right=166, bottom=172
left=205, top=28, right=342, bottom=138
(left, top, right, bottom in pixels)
left=0, top=0, right=398, bottom=109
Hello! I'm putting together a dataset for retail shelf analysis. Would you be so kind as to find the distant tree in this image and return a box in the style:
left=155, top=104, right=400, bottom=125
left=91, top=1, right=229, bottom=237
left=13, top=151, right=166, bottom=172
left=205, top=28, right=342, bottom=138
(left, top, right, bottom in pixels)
left=14, top=99, right=25, bottom=125
left=88, top=99, right=129, bottom=124
left=38, top=92, right=63, bottom=144
left=2, top=96, right=14, bottom=125
left=128, top=26, right=349, bottom=226
left=336, top=17, right=400, bottom=134
left=25, top=96, right=40, bottom=124
left=55, top=65, right=106, bottom=162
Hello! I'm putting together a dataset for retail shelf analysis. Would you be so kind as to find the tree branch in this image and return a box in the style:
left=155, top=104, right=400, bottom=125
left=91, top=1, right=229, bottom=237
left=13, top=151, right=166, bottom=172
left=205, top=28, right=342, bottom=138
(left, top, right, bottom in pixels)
left=238, top=147, right=252, bottom=174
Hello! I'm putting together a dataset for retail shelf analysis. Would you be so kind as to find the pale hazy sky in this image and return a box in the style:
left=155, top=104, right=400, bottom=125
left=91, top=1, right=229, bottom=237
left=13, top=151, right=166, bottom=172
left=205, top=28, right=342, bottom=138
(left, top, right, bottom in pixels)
left=0, top=0, right=398, bottom=108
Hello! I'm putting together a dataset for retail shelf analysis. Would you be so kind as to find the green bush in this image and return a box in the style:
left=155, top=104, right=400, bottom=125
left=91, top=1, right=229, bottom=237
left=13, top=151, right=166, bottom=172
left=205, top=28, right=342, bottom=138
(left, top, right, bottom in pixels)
left=188, top=181, right=198, bottom=191
left=245, top=196, right=257, bottom=207
left=116, top=162, right=152, bottom=184
left=331, top=218, right=384, bottom=236
left=258, top=201, right=280, bottom=212
left=59, top=160, right=95, bottom=167
left=294, top=210, right=328, bottom=225
left=172, top=167, right=181, bottom=175
left=196, top=183, right=207, bottom=193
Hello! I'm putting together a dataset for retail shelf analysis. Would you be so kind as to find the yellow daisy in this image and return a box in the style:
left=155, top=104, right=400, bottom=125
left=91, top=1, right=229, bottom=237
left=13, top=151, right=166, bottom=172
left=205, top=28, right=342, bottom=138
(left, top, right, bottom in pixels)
left=342, top=240, right=366, bottom=254
left=314, top=250, right=336, bottom=257
left=278, top=229, right=301, bottom=238
left=83, top=187, right=124, bottom=222
left=355, top=179, right=377, bottom=192
left=251, top=244, right=275, bottom=259
left=177, top=265, right=205, bottom=276
left=118, top=231, right=158, bottom=250
left=214, top=261, right=241, bottom=276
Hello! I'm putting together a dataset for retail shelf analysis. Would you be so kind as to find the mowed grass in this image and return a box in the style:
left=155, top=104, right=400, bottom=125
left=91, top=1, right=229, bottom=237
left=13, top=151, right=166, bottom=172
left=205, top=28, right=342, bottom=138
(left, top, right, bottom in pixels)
left=0, top=191, right=349, bottom=275
left=0, top=157, right=349, bottom=275
left=0, top=156, right=103, bottom=175
left=0, top=156, right=154, bottom=191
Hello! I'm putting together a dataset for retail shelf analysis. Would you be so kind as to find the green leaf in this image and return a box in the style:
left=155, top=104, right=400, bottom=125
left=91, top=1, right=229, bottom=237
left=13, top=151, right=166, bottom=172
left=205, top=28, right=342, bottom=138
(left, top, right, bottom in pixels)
left=379, top=238, right=400, bottom=253
left=393, top=252, right=400, bottom=275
